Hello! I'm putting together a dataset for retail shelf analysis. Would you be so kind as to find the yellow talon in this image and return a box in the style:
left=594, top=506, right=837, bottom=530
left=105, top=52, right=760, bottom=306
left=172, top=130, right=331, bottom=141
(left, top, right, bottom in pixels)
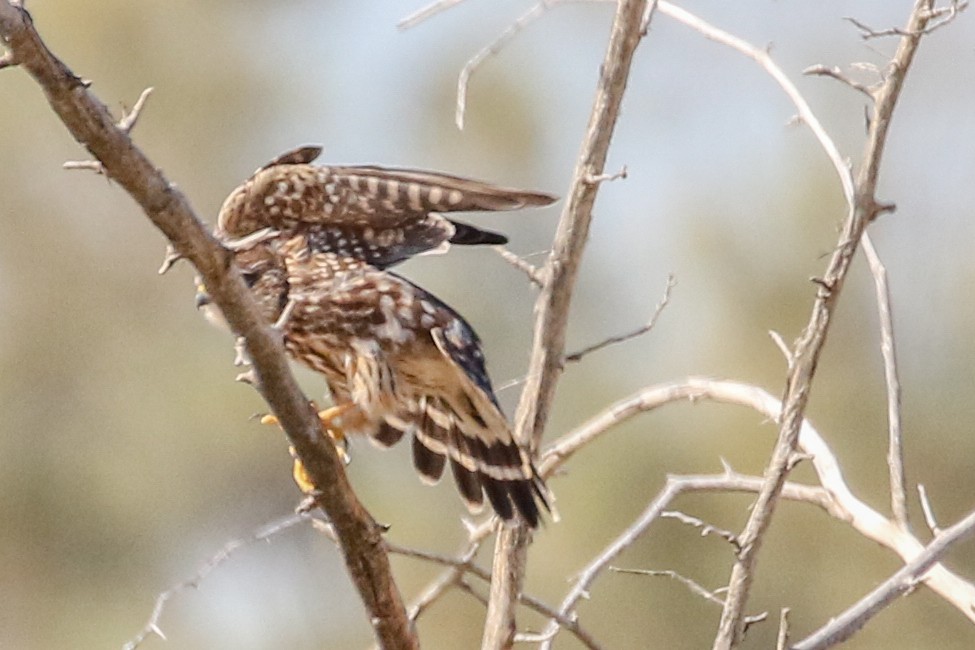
left=261, top=408, right=352, bottom=466
left=290, top=447, right=318, bottom=495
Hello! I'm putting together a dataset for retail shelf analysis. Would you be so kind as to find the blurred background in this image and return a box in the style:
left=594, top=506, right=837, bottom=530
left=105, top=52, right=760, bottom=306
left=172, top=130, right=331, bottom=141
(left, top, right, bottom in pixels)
left=2, top=1, right=974, bottom=648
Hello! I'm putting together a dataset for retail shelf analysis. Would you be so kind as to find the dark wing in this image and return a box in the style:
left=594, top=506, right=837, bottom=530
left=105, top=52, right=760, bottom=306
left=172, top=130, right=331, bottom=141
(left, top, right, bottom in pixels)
left=382, top=275, right=554, bottom=527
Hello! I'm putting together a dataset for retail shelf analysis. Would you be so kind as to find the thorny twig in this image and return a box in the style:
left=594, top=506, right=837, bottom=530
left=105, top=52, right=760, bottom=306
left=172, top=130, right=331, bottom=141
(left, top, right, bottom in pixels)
left=492, top=246, right=546, bottom=288
left=64, top=87, right=154, bottom=173
left=661, top=510, right=739, bottom=550
left=611, top=567, right=727, bottom=607
left=123, top=514, right=309, bottom=650
left=565, top=273, right=674, bottom=363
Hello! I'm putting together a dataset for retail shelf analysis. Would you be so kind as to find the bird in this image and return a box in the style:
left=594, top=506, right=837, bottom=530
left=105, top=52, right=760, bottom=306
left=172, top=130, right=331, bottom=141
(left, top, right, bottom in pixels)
left=200, top=147, right=557, bottom=527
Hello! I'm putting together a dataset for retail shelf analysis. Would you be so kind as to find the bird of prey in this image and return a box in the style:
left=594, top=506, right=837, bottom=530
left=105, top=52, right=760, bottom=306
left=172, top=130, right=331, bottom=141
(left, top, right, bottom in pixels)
left=201, top=146, right=557, bottom=527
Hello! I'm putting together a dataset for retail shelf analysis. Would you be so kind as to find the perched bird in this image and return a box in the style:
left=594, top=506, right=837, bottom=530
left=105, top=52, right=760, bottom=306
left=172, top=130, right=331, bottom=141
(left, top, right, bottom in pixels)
left=200, top=147, right=557, bottom=526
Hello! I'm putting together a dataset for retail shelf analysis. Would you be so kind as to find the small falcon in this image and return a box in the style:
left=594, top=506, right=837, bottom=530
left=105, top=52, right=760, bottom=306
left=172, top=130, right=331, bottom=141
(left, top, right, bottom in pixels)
left=201, top=147, right=557, bottom=526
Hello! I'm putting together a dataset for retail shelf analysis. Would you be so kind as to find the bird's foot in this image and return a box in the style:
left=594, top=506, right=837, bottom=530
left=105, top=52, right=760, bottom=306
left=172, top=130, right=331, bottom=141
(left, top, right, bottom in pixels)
left=261, top=405, right=353, bottom=465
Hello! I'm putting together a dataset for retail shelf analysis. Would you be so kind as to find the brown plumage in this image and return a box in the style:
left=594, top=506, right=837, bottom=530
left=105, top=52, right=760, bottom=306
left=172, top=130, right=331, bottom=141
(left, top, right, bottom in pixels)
left=215, top=145, right=556, bottom=269
left=201, top=146, right=557, bottom=526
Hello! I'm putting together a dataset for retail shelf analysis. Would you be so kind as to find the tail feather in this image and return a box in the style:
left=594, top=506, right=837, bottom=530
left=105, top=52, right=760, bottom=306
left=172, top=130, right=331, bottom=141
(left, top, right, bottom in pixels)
left=449, top=456, right=485, bottom=511
left=448, top=220, right=508, bottom=247
left=412, top=431, right=447, bottom=485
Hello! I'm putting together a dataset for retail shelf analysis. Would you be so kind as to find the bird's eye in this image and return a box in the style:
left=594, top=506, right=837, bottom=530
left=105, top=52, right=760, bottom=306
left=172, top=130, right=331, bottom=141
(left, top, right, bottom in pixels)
left=241, top=271, right=260, bottom=287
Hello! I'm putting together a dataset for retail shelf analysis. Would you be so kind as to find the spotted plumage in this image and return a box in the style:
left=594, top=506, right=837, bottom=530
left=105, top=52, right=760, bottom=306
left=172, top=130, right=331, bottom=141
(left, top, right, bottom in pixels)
left=201, top=146, right=557, bottom=526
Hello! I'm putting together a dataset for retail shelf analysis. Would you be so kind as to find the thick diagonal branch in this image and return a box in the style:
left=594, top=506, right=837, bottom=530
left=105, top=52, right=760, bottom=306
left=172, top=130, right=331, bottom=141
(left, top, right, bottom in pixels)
left=0, top=5, right=415, bottom=648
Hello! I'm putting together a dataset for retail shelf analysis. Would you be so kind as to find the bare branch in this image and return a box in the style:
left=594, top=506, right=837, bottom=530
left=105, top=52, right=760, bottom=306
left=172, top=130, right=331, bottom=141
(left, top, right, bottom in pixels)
left=123, top=514, right=309, bottom=650
left=485, top=1, right=650, bottom=645
left=793, top=508, right=975, bottom=650
left=537, top=471, right=806, bottom=649
left=862, top=234, right=909, bottom=529
left=653, top=2, right=943, bottom=645
left=565, top=273, right=674, bottom=363
left=539, top=378, right=975, bottom=634
left=0, top=5, right=416, bottom=648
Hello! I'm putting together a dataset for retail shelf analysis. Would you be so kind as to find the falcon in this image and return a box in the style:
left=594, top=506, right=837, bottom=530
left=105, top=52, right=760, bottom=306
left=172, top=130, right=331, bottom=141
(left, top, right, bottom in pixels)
left=200, top=147, right=557, bottom=527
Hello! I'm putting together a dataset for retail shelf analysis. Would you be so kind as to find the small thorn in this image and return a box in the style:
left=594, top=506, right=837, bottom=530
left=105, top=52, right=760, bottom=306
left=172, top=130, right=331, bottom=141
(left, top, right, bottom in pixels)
left=158, top=245, right=184, bottom=274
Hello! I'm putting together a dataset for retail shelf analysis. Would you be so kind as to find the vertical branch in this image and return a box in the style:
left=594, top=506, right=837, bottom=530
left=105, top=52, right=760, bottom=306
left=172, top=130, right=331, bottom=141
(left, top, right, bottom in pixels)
left=862, top=233, right=909, bottom=529
left=712, top=2, right=937, bottom=647
left=481, top=0, right=650, bottom=647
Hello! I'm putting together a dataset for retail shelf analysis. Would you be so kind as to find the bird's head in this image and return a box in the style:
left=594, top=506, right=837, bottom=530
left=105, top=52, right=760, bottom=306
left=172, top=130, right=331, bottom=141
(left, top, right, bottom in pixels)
left=195, top=242, right=290, bottom=330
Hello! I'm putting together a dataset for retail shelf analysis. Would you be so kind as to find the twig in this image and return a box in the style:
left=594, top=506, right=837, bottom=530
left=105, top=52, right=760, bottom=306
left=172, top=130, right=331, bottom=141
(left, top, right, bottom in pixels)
left=611, top=567, right=727, bottom=606
left=792, top=508, right=975, bottom=650
left=455, top=1, right=550, bottom=130
left=484, top=1, right=649, bottom=647
left=845, top=1, right=967, bottom=40
left=397, top=0, right=469, bottom=30
left=564, top=273, right=674, bottom=363
left=768, top=330, right=794, bottom=368
left=585, top=164, right=628, bottom=184
left=123, top=514, right=309, bottom=650
left=862, top=233, right=909, bottom=529
left=776, top=608, right=791, bottom=650
left=493, top=246, right=546, bottom=287
left=658, top=0, right=855, bottom=207
left=64, top=86, right=154, bottom=174
left=917, top=484, right=942, bottom=536
left=0, top=6, right=417, bottom=648
left=537, top=471, right=807, bottom=649
left=661, top=510, right=739, bottom=550
left=803, top=64, right=875, bottom=99
left=118, top=86, right=154, bottom=132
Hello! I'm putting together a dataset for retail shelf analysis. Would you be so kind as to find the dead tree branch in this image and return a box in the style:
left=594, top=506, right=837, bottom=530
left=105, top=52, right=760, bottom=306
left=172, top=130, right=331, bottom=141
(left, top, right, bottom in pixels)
left=792, top=508, right=975, bottom=650
left=483, top=1, right=650, bottom=646
left=536, top=377, right=975, bottom=646
left=0, top=4, right=415, bottom=648
left=651, top=2, right=940, bottom=645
